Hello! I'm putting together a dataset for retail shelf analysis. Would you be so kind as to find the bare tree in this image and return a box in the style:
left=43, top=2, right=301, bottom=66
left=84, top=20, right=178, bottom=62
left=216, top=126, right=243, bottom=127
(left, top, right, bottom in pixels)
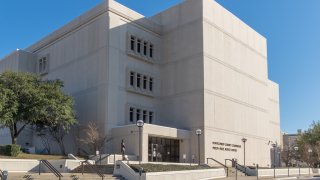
left=281, top=144, right=300, bottom=167
left=281, top=147, right=291, bottom=166
left=79, top=121, right=111, bottom=154
left=49, top=125, right=67, bottom=155
left=36, top=128, right=52, bottom=154
left=299, top=144, right=312, bottom=167
left=72, top=125, right=81, bottom=156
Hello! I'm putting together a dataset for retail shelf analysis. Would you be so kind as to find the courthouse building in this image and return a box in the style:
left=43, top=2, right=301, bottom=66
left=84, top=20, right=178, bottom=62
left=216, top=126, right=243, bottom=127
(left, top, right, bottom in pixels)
left=0, top=0, right=280, bottom=166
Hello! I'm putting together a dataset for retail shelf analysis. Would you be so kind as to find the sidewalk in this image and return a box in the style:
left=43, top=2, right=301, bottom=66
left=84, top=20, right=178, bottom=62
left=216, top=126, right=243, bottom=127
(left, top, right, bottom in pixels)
left=215, top=177, right=273, bottom=180
left=215, top=175, right=315, bottom=180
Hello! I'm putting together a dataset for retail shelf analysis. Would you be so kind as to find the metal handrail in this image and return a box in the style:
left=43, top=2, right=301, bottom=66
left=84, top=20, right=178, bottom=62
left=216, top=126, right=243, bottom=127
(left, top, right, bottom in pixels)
left=79, top=148, right=114, bottom=165
left=225, top=159, right=234, bottom=167
left=93, top=154, right=113, bottom=165
left=207, top=158, right=227, bottom=168
left=207, top=158, right=229, bottom=177
left=81, top=160, right=105, bottom=180
left=39, top=160, right=63, bottom=180
left=235, top=163, right=249, bottom=176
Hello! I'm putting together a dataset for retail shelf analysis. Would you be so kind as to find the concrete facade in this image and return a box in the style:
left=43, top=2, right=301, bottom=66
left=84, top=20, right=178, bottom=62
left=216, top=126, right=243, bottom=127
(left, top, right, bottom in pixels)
left=0, top=0, right=280, bottom=167
left=281, top=132, right=300, bottom=150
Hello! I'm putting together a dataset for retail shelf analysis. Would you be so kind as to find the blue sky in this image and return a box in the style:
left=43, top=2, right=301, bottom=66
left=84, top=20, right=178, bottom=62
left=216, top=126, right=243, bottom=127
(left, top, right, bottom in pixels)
left=1, top=0, right=320, bottom=134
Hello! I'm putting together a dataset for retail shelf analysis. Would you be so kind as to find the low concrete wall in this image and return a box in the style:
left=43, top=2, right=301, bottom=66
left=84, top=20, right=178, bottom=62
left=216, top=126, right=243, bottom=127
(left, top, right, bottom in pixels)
left=90, top=154, right=137, bottom=164
left=0, top=159, right=39, bottom=173
left=258, top=168, right=312, bottom=177
left=145, top=169, right=226, bottom=180
left=312, top=168, right=320, bottom=174
left=114, top=161, right=226, bottom=180
left=65, top=160, right=83, bottom=171
left=114, top=160, right=141, bottom=180
left=0, top=159, right=84, bottom=173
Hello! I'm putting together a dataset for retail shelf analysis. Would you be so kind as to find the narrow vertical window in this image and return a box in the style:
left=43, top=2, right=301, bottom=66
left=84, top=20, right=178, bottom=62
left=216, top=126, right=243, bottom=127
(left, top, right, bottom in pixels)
left=143, top=76, right=147, bottom=90
left=136, top=109, right=141, bottom=121
left=130, top=36, right=135, bottom=51
left=143, top=110, right=147, bottom=122
left=137, top=74, right=141, bottom=88
left=137, top=39, right=141, bottom=53
left=143, top=42, right=147, bottom=56
left=149, top=111, right=153, bottom=124
left=149, top=44, right=154, bottom=58
left=42, top=57, right=47, bottom=72
left=130, top=72, right=135, bottom=86
left=39, top=59, right=43, bottom=73
left=149, top=77, right=153, bottom=92
left=129, top=107, right=134, bottom=122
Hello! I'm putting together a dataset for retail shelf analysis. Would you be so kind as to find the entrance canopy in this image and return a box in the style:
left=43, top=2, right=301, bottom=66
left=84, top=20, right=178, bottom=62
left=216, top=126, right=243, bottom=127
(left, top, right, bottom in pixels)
left=111, top=123, right=192, bottom=163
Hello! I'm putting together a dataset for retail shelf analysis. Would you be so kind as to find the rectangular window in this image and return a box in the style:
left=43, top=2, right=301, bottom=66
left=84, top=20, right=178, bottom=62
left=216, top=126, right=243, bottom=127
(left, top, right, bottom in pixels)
left=137, top=39, right=141, bottom=53
left=130, top=72, right=135, bottom=86
left=137, top=73, right=141, bottom=88
left=149, top=44, right=154, bottom=58
left=42, top=57, right=47, bottom=72
left=149, top=111, right=153, bottom=124
left=143, top=110, right=147, bottom=122
left=39, top=59, right=43, bottom=73
left=129, top=107, right=134, bottom=122
left=38, top=56, right=48, bottom=74
left=136, top=109, right=141, bottom=121
left=149, top=77, right=153, bottom=92
left=143, top=42, right=147, bottom=56
left=143, top=76, right=147, bottom=90
left=130, top=36, right=135, bottom=51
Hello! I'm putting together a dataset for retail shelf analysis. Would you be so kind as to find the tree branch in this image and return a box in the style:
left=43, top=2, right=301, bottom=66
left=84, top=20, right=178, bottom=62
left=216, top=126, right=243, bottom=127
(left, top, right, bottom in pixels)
left=16, top=124, right=28, bottom=137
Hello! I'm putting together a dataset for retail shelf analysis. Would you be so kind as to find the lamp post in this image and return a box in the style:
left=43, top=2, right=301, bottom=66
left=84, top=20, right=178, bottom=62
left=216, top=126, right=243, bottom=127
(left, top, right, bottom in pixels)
left=136, top=120, right=144, bottom=165
left=308, top=148, right=312, bottom=176
left=278, top=151, right=281, bottom=167
left=272, top=143, right=276, bottom=178
left=241, top=138, right=247, bottom=175
left=294, top=146, right=299, bottom=176
left=196, top=129, right=202, bottom=165
left=287, top=146, right=290, bottom=177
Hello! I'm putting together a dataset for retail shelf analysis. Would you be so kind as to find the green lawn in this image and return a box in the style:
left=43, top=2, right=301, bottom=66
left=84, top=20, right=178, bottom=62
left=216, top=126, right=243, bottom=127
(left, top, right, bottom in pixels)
left=0, top=153, right=72, bottom=160
left=129, top=164, right=213, bottom=173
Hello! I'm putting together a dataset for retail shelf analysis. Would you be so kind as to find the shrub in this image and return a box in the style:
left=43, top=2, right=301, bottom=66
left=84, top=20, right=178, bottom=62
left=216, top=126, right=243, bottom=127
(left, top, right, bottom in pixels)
left=6, top=144, right=21, bottom=156
left=0, top=145, right=6, bottom=155
left=0, top=145, right=21, bottom=156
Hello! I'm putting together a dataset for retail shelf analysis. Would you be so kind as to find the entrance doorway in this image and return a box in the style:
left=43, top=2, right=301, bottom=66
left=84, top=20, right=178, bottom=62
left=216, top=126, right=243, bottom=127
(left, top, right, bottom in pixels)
left=148, top=136, right=180, bottom=162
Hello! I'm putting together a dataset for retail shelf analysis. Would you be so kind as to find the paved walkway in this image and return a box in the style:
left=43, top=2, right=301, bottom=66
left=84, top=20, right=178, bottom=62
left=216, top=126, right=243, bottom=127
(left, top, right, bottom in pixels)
left=215, top=175, right=317, bottom=180
left=4, top=173, right=124, bottom=180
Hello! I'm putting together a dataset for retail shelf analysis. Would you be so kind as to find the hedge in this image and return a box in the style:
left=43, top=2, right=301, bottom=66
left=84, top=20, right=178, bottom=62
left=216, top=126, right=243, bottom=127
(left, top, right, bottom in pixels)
left=0, top=144, right=21, bottom=156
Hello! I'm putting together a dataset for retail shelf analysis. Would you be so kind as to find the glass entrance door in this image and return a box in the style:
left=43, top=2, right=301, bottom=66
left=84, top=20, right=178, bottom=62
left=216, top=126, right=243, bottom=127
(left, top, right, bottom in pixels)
left=148, top=136, right=179, bottom=162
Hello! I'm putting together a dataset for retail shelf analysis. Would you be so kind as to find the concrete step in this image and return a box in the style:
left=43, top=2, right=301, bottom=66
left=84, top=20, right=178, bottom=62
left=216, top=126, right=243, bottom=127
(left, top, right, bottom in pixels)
left=6, top=173, right=125, bottom=180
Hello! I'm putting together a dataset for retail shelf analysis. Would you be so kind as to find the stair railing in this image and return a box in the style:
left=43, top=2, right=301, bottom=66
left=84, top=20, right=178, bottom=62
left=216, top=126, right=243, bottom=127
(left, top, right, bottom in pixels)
left=235, top=163, right=254, bottom=176
left=207, top=158, right=229, bottom=177
left=0, top=169, right=3, bottom=180
left=81, top=160, right=105, bottom=180
left=79, top=148, right=115, bottom=165
left=225, top=159, right=235, bottom=167
left=93, top=154, right=114, bottom=165
left=39, top=160, right=63, bottom=180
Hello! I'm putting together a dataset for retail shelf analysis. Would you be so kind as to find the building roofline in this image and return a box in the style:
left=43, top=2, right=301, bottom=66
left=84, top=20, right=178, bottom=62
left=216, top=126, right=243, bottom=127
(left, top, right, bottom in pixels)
left=25, top=0, right=161, bottom=54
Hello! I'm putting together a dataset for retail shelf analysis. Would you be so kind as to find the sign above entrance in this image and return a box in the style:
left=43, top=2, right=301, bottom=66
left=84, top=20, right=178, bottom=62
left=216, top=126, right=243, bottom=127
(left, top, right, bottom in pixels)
left=212, top=141, right=241, bottom=152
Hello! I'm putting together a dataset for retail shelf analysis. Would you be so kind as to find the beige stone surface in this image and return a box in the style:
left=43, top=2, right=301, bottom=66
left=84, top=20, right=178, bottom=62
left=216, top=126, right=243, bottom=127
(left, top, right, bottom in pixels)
left=0, top=0, right=280, bottom=167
